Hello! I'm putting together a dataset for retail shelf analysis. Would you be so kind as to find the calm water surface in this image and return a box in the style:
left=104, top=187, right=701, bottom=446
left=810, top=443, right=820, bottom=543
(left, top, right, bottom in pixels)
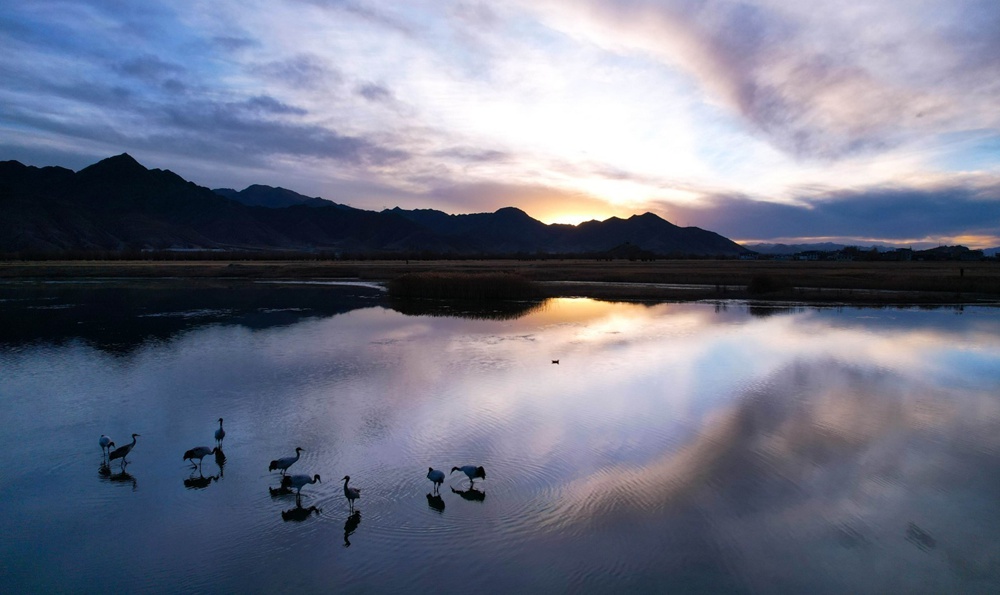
left=1, top=280, right=999, bottom=593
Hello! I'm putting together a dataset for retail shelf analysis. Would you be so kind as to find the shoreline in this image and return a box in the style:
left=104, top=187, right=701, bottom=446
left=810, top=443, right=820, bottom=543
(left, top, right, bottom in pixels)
left=1, top=259, right=998, bottom=306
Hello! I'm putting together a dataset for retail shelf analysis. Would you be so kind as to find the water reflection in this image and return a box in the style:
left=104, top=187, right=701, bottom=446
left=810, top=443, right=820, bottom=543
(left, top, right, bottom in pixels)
left=268, top=485, right=295, bottom=500
left=98, top=464, right=137, bottom=491
left=451, top=486, right=486, bottom=502
left=343, top=511, right=361, bottom=547
left=214, top=448, right=227, bottom=477
left=426, top=493, right=445, bottom=513
left=545, top=350, right=1000, bottom=594
left=906, top=523, right=937, bottom=551
left=747, top=304, right=802, bottom=317
left=183, top=472, right=219, bottom=490
left=3, top=286, right=1000, bottom=593
left=181, top=446, right=225, bottom=488
left=388, top=297, right=544, bottom=320
left=0, top=279, right=386, bottom=354
left=282, top=504, right=321, bottom=523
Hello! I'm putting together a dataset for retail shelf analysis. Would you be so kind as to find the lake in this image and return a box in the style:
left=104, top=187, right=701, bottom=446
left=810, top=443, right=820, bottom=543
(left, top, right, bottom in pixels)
left=1, top=279, right=999, bottom=593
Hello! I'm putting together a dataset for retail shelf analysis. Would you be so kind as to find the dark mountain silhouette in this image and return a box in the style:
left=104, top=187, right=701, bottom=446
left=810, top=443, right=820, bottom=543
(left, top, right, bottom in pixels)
left=214, top=185, right=351, bottom=209
left=1, top=154, right=750, bottom=256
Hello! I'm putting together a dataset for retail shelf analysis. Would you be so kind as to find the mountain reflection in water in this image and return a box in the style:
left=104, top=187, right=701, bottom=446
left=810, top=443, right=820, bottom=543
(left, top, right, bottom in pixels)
left=1, top=283, right=998, bottom=593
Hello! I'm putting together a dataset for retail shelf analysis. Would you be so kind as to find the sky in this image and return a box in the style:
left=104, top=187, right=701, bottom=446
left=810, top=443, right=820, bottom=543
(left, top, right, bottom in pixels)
left=2, top=0, right=999, bottom=248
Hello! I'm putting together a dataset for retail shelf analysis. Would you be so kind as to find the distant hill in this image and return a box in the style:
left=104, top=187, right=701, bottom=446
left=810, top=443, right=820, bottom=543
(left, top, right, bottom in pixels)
left=1, top=154, right=750, bottom=257
left=746, top=242, right=901, bottom=255
left=745, top=242, right=847, bottom=255
left=214, top=185, right=352, bottom=210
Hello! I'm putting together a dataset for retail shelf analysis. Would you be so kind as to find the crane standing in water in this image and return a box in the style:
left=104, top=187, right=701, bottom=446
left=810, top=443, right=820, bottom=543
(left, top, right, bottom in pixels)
left=109, top=433, right=140, bottom=467
left=99, top=435, right=115, bottom=458
left=183, top=446, right=219, bottom=471
left=451, top=465, right=486, bottom=486
left=427, top=467, right=445, bottom=494
left=282, top=473, right=321, bottom=504
left=342, top=475, right=361, bottom=511
left=215, top=418, right=225, bottom=445
left=269, top=447, right=303, bottom=475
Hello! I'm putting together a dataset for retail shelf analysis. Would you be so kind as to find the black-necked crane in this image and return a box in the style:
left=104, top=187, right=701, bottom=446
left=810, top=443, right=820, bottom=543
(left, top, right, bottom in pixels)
left=99, top=435, right=115, bottom=457
left=451, top=465, right=486, bottom=486
left=342, top=475, right=361, bottom=510
left=269, top=447, right=303, bottom=475
left=282, top=473, right=321, bottom=503
left=214, top=418, right=225, bottom=445
left=109, top=433, right=139, bottom=467
left=183, top=446, right=219, bottom=471
left=427, top=467, right=445, bottom=494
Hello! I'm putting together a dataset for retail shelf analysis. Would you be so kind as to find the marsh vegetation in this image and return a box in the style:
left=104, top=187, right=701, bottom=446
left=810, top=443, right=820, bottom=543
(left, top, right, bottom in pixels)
left=2, top=259, right=998, bottom=304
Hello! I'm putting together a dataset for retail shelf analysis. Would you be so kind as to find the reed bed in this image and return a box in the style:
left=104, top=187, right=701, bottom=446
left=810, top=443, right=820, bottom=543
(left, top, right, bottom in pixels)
left=2, top=259, right=998, bottom=304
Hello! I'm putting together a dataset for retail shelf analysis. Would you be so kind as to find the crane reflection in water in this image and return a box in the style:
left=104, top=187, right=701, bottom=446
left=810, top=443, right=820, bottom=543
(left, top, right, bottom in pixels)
left=282, top=504, right=321, bottom=523
left=451, top=485, right=486, bottom=502
left=343, top=510, right=361, bottom=547
left=99, top=462, right=137, bottom=491
left=182, top=447, right=225, bottom=489
left=426, top=493, right=445, bottom=512
left=183, top=473, right=219, bottom=490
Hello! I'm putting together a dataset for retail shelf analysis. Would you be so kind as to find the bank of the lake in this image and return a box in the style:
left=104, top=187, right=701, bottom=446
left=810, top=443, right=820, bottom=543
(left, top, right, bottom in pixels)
left=1, top=259, right=998, bottom=304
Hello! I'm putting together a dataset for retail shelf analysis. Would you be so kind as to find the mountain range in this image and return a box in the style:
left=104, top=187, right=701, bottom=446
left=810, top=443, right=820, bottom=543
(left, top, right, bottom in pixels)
left=0, top=153, right=749, bottom=256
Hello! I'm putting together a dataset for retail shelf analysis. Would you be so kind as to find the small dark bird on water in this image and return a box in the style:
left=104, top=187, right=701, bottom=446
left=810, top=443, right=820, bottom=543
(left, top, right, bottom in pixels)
left=183, top=446, right=219, bottom=470
left=552, top=360, right=559, bottom=364
left=451, top=465, right=486, bottom=486
left=215, top=418, right=225, bottom=445
left=269, top=447, right=303, bottom=475
left=109, top=433, right=139, bottom=467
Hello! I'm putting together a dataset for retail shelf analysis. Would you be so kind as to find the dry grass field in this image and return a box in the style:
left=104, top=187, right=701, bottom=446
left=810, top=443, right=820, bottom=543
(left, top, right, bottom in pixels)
left=1, top=259, right=998, bottom=304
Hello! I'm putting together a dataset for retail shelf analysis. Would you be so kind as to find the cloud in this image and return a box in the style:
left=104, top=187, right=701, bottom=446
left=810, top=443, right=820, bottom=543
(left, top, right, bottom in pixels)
left=526, top=0, right=1000, bottom=160
left=241, top=95, right=308, bottom=116
left=432, top=146, right=510, bottom=164
left=2, top=0, right=998, bottom=247
left=355, top=82, right=394, bottom=103
left=660, top=181, right=1000, bottom=245
left=549, top=357, right=1000, bottom=591
left=210, top=35, right=258, bottom=52
left=251, top=54, right=343, bottom=90
left=291, top=0, right=416, bottom=35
